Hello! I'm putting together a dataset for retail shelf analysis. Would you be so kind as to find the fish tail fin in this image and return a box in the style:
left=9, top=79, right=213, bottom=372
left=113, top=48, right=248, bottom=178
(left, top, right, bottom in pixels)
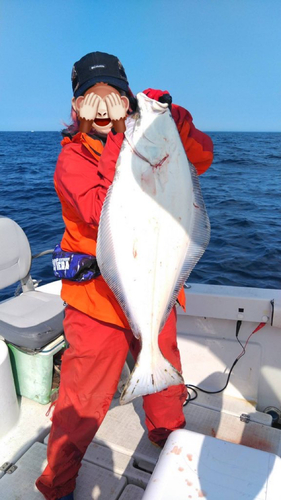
left=119, top=351, right=184, bottom=405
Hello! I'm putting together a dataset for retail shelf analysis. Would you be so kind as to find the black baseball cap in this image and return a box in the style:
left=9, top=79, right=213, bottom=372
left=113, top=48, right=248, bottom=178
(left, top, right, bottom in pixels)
left=71, top=51, right=130, bottom=97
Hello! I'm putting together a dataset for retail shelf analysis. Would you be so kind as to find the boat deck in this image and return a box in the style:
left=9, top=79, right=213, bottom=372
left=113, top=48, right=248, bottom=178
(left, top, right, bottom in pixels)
left=1, top=390, right=281, bottom=499
left=1, top=283, right=281, bottom=498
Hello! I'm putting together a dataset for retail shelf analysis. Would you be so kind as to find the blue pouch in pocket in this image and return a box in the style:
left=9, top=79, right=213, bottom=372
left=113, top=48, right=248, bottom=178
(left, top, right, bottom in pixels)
left=52, top=244, right=101, bottom=282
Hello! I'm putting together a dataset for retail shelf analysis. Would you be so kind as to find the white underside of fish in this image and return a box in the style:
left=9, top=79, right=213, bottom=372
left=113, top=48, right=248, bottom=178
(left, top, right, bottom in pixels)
left=96, top=93, right=210, bottom=404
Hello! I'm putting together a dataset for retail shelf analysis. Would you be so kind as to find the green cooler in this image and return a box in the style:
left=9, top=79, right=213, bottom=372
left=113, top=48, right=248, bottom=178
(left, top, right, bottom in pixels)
left=8, top=335, right=66, bottom=405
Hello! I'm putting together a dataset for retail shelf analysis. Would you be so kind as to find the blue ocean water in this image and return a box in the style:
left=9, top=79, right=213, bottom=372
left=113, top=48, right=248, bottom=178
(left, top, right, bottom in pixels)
left=0, top=131, right=280, bottom=301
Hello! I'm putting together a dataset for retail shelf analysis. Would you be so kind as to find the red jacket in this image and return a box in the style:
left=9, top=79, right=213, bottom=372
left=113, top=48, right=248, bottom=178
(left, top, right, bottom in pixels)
left=54, top=104, right=213, bottom=327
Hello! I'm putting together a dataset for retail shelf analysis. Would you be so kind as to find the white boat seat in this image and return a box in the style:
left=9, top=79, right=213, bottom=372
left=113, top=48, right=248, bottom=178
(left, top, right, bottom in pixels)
left=0, top=216, right=65, bottom=350
left=143, top=428, right=281, bottom=500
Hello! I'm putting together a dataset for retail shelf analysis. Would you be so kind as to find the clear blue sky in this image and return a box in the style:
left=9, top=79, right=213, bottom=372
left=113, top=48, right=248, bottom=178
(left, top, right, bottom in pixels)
left=1, top=0, right=280, bottom=132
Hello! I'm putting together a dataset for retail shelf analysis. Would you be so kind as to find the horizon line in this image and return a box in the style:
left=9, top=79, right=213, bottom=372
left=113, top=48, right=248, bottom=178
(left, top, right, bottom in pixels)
left=0, top=129, right=280, bottom=134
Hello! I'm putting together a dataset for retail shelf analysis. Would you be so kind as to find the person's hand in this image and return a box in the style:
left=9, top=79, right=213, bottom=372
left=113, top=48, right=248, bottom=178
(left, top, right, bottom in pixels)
left=104, top=92, right=127, bottom=121
left=79, top=93, right=102, bottom=121
left=104, top=92, right=127, bottom=133
left=78, top=93, right=102, bottom=133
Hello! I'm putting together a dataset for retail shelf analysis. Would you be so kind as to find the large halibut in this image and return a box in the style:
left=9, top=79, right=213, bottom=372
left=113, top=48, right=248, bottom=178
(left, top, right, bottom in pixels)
left=96, top=92, right=210, bottom=404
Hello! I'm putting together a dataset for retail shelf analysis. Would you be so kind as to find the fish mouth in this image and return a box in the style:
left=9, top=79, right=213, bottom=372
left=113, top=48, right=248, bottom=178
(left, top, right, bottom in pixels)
left=94, top=118, right=111, bottom=127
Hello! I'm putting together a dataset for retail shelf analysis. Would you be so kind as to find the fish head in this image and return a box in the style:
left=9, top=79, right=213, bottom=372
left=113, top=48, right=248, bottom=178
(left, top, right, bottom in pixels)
left=126, top=93, right=172, bottom=165
left=136, top=92, right=170, bottom=117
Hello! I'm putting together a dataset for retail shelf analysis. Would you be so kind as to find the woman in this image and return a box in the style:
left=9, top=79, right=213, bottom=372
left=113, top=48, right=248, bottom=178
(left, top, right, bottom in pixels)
left=36, top=51, right=213, bottom=500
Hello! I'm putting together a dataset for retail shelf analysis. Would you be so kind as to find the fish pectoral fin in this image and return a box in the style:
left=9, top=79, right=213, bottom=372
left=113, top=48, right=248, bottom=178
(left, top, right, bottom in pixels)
left=119, top=353, right=184, bottom=405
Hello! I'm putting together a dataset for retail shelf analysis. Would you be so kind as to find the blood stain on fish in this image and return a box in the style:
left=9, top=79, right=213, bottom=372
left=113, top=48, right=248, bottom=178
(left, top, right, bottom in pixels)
left=141, top=168, right=156, bottom=195
left=187, top=454, right=193, bottom=461
left=153, top=153, right=169, bottom=168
